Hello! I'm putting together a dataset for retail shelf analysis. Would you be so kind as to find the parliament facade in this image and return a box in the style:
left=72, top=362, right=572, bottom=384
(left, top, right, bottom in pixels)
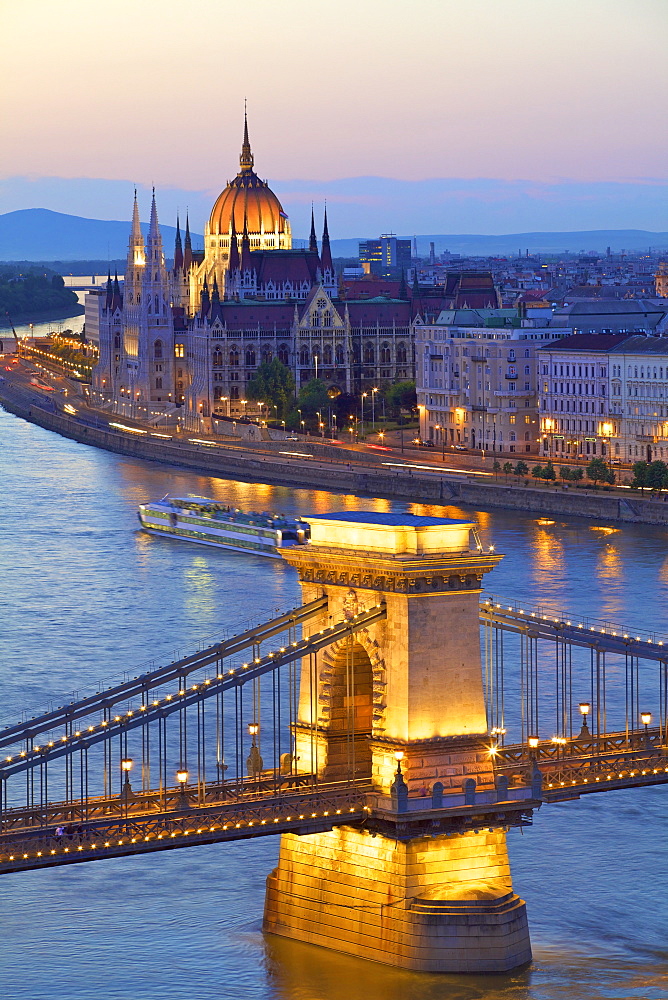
left=90, top=117, right=415, bottom=430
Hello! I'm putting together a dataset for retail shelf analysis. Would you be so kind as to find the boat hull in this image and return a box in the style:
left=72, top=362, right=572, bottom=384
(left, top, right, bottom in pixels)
left=138, top=524, right=283, bottom=558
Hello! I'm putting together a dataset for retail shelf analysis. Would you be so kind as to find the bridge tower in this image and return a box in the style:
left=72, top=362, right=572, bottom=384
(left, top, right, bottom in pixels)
left=264, top=511, right=532, bottom=973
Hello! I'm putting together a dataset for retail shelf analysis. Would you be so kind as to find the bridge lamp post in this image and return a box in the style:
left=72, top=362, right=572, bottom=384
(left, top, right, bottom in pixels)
left=578, top=702, right=591, bottom=739
left=528, top=736, right=539, bottom=761
left=176, top=767, right=189, bottom=809
left=641, top=711, right=652, bottom=748
left=247, top=723, right=263, bottom=781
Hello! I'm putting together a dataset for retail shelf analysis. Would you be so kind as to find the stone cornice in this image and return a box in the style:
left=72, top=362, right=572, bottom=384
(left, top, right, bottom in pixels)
left=281, top=546, right=502, bottom=594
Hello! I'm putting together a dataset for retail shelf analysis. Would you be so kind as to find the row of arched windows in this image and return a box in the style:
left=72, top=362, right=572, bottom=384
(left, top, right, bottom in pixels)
left=212, top=345, right=290, bottom=368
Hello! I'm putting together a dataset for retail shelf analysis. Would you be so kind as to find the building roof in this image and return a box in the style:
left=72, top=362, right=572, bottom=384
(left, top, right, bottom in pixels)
left=314, top=512, right=472, bottom=527
left=539, top=334, right=630, bottom=352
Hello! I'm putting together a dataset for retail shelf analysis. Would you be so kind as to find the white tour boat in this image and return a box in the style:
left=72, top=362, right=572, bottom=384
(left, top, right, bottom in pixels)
left=137, top=495, right=310, bottom=558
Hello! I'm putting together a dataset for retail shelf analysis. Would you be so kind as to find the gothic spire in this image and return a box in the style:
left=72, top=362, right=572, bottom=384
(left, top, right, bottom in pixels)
left=240, top=211, right=252, bottom=271
left=173, top=214, right=183, bottom=272
left=183, top=213, right=192, bottom=271
left=146, top=187, right=164, bottom=265
left=105, top=269, right=113, bottom=309
left=239, top=102, right=254, bottom=173
left=111, top=270, right=122, bottom=311
left=308, top=205, right=318, bottom=253
left=127, top=188, right=145, bottom=268
left=200, top=276, right=210, bottom=318
left=320, top=205, right=333, bottom=273
left=228, top=214, right=240, bottom=272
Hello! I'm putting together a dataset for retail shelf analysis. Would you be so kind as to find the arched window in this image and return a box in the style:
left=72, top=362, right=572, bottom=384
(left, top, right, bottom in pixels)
left=323, top=344, right=333, bottom=365
left=524, top=349, right=530, bottom=357
left=154, top=295, right=159, bottom=313
left=335, top=344, right=345, bottom=366
left=230, top=386, right=239, bottom=400
left=396, top=342, right=407, bottom=364
left=114, top=335, right=121, bottom=349
left=278, top=344, right=289, bottom=365
left=262, top=347, right=272, bottom=364
left=323, top=311, right=331, bottom=327
left=245, top=348, right=256, bottom=367
left=154, top=339, right=163, bottom=359
left=214, top=387, right=224, bottom=400
left=312, top=312, right=320, bottom=327
left=212, top=348, right=223, bottom=368
left=229, top=348, right=239, bottom=367
left=299, top=344, right=309, bottom=366
left=380, top=342, right=391, bottom=364
left=363, top=342, right=375, bottom=364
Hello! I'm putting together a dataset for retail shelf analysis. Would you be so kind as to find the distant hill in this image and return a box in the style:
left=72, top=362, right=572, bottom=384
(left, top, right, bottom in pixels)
left=1, top=208, right=667, bottom=261
left=0, top=209, right=204, bottom=262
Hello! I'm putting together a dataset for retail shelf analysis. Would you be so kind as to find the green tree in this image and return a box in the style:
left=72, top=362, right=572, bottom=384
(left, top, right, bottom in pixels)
left=502, top=461, right=513, bottom=478
left=631, top=460, right=648, bottom=487
left=646, top=460, right=668, bottom=490
left=384, top=380, right=417, bottom=414
left=543, top=461, right=556, bottom=482
left=559, top=466, right=572, bottom=481
left=531, top=464, right=544, bottom=481
left=492, top=460, right=501, bottom=478
left=246, top=358, right=295, bottom=418
left=586, top=458, right=613, bottom=487
left=297, top=378, right=331, bottom=415
left=571, top=467, right=584, bottom=482
left=514, top=461, right=529, bottom=477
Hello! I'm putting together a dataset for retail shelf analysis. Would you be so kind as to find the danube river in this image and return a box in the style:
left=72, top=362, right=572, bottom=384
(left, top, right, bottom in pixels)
left=1, top=402, right=667, bottom=1000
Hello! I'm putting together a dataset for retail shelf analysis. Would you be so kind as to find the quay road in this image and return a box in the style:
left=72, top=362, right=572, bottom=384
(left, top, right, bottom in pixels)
left=2, top=354, right=668, bottom=525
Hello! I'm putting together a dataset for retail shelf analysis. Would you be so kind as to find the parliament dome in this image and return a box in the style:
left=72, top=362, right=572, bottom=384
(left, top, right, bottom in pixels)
left=208, top=116, right=290, bottom=245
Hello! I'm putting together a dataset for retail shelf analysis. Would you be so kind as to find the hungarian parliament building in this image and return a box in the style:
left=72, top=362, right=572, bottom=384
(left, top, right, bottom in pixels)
left=88, top=117, right=432, bottom=430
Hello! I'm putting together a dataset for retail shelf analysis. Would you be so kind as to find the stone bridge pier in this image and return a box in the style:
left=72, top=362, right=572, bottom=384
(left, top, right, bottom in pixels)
left=264, top=512, right=532, bottom=973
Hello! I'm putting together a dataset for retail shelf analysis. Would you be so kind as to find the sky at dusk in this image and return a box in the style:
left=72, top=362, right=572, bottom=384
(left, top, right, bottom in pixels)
left=2, top=0, right=667, bottom=237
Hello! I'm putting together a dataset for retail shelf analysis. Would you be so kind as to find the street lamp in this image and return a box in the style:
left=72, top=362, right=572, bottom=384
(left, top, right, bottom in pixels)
left=393, top=749, right=404, bottom=775
left=371, top=386, right=378, bottom=432
left=120, top=757, right=133, bottom=798
left=578, top=702, right=591, bottom=739
left=176, top=767, right=189, bottom=807
left=528, top=736, right=539, bottom=760
left=641, top=711, right=652, bottom=747
left=361, top=392, right=367, bottom=436
left=247, top=722, right=263, bottom=777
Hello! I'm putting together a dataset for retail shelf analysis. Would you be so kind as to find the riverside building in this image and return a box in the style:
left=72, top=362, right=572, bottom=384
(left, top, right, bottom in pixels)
left=415, top=309, right=569, bottom=456
left=538, top=335, right=668, bottom=464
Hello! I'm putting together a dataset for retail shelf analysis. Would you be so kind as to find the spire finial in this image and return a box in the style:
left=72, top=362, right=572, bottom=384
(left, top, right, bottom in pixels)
left=240, top=101, right=254, bottom=172
left=309, top=204, right=318, bottom=254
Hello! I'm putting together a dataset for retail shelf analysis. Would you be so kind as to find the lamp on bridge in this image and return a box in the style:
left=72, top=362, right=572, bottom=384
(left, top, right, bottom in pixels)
left=641, top=711, right=652, bottom=748
left=247, top=723, right=264, bottom=778
left=528, top=736, right=539, bottom=760
left=120, top=757, right=133, bottom=799
left=578, top=702, right=591, bottom=739
left=176, top=767, right=190, bottom=809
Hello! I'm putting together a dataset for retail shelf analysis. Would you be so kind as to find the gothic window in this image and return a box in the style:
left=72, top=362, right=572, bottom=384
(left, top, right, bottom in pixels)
left=335, top=344, right=345, bottom=366
left=363, top=342, right=375, bottom=364
left=155, top=377, right=163, bottom=389
left=212, top=349, right=223, bottom=368
left=177, top=381, right=183, bottom=390
left=114, top=335, right=121, bottom=349
left=154, top=340, right=163, bottom=359
left=230, top=386, right=239, bottom=400
left=323, top=311, right=331, bottom=327
left=174, top=345, right=184, bottom=358
left=312, top=312, right=320, bottom=327
left=245, top=348, right=256, bottom=367
left=154, top=295, right=159, bottom=313
left=214, top=387, right=224, bottom=400
left=380, top=342, right=391, bottom=364
left=278, top=344, right=289, bottom=365
left=229, top=348, right=239, bottom=366
left=323, top=344, right=333, bottom=365
left=396, top=342, right=407, bottom=364
left=317, top=298, right=326, bottom=308
left=262, top=348, right=272, bottom=364
left=299, top=344, right=309, bottom=366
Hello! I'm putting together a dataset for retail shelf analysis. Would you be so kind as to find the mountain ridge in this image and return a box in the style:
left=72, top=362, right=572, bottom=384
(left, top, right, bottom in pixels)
left=1, top=208, right=667, bottom=261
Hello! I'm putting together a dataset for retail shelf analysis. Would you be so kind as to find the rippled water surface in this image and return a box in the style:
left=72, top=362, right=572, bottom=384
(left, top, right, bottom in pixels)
left=1, top=405, right=667, bottom=1000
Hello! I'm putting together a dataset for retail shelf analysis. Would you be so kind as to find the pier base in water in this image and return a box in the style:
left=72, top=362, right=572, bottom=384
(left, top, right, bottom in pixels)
left=264, top=825, right=531, bottom=973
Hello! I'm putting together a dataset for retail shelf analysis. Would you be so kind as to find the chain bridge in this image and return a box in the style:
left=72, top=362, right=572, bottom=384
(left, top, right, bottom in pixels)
left=1, top=511, right=666, bottom=974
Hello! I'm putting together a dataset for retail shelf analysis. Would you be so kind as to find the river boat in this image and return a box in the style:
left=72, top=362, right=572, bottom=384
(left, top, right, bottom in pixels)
left=137, top=495, right=310, bottom=558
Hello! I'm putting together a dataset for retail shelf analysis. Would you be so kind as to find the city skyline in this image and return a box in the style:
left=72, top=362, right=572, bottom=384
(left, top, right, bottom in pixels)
left=2, top=0, right=667, bottom=235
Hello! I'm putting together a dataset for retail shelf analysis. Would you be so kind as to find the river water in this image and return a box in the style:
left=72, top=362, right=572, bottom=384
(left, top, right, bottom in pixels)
left=1, top=390, right=667, bottom=1000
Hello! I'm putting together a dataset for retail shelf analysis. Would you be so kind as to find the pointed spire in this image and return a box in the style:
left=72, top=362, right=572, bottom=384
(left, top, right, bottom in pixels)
left=320, top=205, right=333, bottom=274
left=240, top=211, right=252, bottom=271
left=112, top=270, right=122, bottom=311
left=173, top=215, right=183, bottom=272
left=240, top=101, right=254, bottom=173
left=105, top=269, right=113, bottom=308
left=211, top=274, right=220, bottom=304
left=146, top=187, right=164, bottom=265
left=127, top=188, right=145, bottom=268
left=228, top=214, right=240, bottom=272
left=183, top=213, right=193, bottom=271
left=308, top=205, right=318, bottom=253
left=130, top=188, right=142, bottom=242
left=200, top=276, right=210, bottom=318
left=398, top=268, right=408, bottom=300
